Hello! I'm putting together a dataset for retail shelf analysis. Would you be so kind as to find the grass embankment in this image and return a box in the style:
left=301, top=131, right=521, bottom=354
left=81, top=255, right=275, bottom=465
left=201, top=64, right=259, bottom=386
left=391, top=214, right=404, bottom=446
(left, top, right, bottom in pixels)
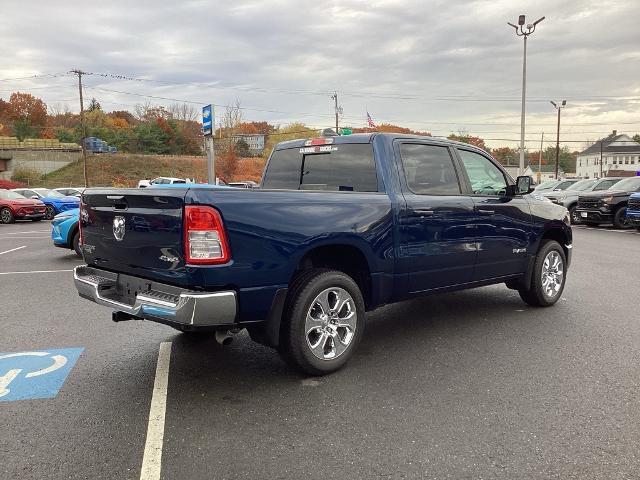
left=32, top=153, right=266, bottom=188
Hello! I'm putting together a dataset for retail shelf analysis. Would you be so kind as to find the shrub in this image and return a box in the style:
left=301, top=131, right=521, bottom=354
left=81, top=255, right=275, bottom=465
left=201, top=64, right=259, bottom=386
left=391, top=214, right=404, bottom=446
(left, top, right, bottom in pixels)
left=11, top=166, right=42, bottom=185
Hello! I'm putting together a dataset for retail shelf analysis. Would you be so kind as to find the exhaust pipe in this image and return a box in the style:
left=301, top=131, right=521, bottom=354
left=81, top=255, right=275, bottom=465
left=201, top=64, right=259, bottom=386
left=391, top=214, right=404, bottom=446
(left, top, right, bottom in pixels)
left=215, top=330, right=234, bottom=346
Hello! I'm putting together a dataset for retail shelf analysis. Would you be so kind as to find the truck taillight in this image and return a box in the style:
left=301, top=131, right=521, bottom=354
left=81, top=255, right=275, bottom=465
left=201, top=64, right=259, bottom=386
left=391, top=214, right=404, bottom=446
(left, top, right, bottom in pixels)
left=184, top=205, right=230, bottom=264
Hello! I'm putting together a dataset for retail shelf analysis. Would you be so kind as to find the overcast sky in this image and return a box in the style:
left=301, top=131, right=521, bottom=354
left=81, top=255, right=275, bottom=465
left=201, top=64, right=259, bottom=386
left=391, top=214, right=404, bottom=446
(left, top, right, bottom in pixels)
left=1, top=0, right=639, bottom=150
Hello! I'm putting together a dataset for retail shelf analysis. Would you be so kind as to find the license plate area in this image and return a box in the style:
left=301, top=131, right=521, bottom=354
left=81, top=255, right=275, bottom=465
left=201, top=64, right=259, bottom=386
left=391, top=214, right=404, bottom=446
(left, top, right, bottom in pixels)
left=116, top=274, right=153, bottom=302
left=580, top=212, right=588, bottom=217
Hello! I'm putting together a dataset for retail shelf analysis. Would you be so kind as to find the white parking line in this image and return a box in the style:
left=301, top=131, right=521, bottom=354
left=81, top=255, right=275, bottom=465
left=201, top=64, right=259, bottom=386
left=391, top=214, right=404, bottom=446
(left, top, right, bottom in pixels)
left=574, top=226, right=639, bottom=234
left=0, top=245, right=27, bottom=255
left=0, top=230, right=50, bottom=235
left=0, top=269, right=73, bottom=275
left=140, top=342, right=172, bottom=480
left=0, top=236, right=49, bottom=239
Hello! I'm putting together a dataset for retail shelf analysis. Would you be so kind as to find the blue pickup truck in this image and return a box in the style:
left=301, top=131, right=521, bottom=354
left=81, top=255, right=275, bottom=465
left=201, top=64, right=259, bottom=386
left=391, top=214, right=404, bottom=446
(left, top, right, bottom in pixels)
left=73, top=133, right=572, bottom=374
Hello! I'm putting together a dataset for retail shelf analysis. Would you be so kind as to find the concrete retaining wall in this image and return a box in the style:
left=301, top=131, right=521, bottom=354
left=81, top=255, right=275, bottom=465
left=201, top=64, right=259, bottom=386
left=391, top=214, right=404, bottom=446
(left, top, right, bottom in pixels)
left=0, top=149, right=82, bottom=180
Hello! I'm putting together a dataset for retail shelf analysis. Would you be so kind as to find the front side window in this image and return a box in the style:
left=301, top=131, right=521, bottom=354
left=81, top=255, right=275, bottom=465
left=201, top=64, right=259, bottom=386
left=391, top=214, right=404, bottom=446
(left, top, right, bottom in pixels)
left=458, top=149, right=508, bottom=196
left=399, top=144, right=460, bottom=195
left=262, top=143, right=378, bottom=192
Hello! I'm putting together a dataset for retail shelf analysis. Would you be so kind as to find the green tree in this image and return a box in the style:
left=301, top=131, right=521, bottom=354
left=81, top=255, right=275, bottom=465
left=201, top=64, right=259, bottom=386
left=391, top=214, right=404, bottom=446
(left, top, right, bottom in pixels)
left=13, top=119, right=36, bottom=141
left=134, top=121, right=170, bottom=154
left=55, top=128, right=75, bottom=143
left=235, top=138, right=251, bottom=157
left=542, top=146, right=576, bottom=173
left=633, top=134, right=640, bottom=144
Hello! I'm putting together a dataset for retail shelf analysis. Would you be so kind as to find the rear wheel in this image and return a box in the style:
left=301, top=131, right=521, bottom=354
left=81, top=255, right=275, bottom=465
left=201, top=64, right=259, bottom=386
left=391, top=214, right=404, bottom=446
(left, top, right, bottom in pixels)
left=44, top=205, right=55, bottom=220
left=72, top=231, right=82, bottom=257
left=613, top=207, right=631, bottom=229
left=518, top=240, right=567, bottom=307
left=279, top=269, right=365, bottom=375
left=0, top=207, right=14, bottom=224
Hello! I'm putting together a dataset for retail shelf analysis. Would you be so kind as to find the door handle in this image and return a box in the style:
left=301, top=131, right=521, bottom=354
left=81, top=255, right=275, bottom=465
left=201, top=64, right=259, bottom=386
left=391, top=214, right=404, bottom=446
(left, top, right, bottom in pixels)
left=477, top=209, right=495, bottom=215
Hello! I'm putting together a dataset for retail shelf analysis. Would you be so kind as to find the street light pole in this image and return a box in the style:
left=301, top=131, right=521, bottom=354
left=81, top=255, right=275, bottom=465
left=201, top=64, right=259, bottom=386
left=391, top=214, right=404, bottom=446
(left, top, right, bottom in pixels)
left=550, top=100, right=566, bottom=180
left=508, top=15, right=545, bottom=176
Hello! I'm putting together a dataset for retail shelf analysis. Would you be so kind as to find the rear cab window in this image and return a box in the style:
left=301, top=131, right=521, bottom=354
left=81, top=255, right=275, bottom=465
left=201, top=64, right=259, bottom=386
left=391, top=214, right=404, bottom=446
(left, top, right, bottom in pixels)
left=262, top=143, right=378, bottom=192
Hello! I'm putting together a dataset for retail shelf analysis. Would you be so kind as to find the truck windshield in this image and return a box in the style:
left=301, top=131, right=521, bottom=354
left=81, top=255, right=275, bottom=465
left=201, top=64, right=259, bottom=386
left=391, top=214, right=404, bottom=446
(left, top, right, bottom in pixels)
left=262, top=143, right=378, bottom=192
left=609, top=177, right=640, bottom=191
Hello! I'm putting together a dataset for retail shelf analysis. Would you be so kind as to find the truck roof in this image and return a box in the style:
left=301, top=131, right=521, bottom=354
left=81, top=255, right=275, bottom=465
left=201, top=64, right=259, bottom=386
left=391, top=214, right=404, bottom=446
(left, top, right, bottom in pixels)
left=274, top=132, right=489, bottom=154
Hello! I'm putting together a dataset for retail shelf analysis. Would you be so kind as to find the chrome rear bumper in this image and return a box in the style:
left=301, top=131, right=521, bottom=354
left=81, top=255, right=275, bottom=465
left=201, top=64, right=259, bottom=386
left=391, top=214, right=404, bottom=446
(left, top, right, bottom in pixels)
left=73, top=265, right=237, bottom=327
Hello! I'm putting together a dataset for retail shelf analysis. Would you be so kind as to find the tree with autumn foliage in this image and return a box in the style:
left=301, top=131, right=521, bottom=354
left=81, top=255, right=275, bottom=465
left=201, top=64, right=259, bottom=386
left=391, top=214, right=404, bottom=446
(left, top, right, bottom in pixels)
left=351, top=124, right=431, bottom=136
left=447, top=132, right=488, bottom=151
left=5, top=92, right=48, bottom=140
left=491, top=146, right=520, bottom=166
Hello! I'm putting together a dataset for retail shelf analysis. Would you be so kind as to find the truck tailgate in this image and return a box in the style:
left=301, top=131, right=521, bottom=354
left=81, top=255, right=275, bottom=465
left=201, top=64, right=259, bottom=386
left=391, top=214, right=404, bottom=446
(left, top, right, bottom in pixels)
left=81, top=188, right=187, bottom=282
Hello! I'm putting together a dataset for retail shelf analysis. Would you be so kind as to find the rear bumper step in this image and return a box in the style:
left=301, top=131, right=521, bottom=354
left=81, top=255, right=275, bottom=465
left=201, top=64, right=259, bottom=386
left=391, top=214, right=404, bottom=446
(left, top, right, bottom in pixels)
left=73, top=265, right=237, bottom=327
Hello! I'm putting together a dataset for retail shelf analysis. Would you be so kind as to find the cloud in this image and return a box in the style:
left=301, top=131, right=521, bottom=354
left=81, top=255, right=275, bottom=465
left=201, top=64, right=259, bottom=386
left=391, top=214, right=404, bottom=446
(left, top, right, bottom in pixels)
left=1, top=0, right=638, bottom=148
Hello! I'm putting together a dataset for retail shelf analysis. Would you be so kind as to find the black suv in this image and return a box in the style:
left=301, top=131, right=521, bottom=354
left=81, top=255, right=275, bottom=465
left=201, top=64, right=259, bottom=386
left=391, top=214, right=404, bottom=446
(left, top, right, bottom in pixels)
left=576, top=176, right=640, bottom=228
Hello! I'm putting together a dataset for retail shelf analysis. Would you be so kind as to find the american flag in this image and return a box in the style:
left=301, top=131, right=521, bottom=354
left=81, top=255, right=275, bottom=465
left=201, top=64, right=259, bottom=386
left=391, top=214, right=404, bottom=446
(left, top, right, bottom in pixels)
left=366, top=111, right=376, bottom=128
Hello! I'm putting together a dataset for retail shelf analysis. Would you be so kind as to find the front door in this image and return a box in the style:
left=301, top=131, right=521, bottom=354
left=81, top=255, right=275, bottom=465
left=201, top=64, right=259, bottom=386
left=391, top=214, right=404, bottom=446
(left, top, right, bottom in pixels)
left=455, top=148, right=531, bottom=280
left=396, top=142, right=477, bottom=293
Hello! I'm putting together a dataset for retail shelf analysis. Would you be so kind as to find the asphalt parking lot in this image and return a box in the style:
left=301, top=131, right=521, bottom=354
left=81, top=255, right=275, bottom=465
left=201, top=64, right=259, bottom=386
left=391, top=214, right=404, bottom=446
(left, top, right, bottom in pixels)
left=1, top=222, right=639, bottom=480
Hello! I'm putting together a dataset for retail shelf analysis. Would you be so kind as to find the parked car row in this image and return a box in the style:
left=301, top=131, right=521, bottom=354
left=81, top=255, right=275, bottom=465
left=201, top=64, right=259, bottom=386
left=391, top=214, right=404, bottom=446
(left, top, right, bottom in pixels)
left=537, top=176, right=640, bottom=229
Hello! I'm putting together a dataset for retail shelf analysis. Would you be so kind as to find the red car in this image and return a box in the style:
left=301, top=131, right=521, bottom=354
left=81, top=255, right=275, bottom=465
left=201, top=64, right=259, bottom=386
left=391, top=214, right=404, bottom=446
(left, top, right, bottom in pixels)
left=0, top=189, right=47, bottom=223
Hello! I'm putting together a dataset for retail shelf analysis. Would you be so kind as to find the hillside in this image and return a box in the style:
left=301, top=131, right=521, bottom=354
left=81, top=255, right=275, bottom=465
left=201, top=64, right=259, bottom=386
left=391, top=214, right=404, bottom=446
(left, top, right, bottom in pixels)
left=31, top=153, right=266, bottom=188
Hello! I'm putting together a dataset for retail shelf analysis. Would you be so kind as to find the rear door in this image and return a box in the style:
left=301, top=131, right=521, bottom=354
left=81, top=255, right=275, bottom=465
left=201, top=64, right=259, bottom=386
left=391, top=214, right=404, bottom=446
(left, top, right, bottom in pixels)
left=396, top=141, right=477, bottom=292
left=455, top=148, right=531, bottom=280
left=81, top=188, right=187, bottom=283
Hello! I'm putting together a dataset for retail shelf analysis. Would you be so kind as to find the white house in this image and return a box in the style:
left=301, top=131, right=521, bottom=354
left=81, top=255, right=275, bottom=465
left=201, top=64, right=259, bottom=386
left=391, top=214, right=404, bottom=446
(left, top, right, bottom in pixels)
left=576, top=131, right=640, bottom=178
left=231, top=134, right=266, bottom=154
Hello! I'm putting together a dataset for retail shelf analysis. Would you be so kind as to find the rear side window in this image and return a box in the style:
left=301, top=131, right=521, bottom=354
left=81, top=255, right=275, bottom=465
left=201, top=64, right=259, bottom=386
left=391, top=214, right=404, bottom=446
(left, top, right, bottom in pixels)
left=262, top=143, right=378, bottom=192
left=399, top=143, right=461, bottom=195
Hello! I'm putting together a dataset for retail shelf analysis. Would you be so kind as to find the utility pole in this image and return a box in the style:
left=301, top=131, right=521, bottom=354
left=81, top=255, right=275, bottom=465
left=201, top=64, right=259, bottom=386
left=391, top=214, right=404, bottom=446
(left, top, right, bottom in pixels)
left=599, top=139, right=604, bottom=178
left=508, top=14, right=545, bottom=176
left=71, top=69, right=89, bottom=187
left=550, top=100, right=566, bottom=180
left=331, top=92, right=340, bottom=134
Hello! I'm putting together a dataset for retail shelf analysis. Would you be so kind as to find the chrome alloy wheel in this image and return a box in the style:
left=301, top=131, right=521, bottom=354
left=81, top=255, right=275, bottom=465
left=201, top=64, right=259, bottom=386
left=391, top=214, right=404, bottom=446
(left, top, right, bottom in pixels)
left=541, top=250, right=564, bottom=298
left=305, top=287, right=357, bottom=360
left=1, top=208, right=11, bottom=223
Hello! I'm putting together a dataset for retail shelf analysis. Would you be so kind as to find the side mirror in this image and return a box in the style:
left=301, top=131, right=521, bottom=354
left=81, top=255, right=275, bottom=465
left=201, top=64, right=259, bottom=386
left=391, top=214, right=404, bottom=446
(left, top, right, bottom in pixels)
left=515, top=176, right=533, bottom=195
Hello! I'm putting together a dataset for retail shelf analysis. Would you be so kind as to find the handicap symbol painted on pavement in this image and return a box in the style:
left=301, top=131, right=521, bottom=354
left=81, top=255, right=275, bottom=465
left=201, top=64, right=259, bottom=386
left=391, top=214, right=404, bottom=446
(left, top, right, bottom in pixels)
left=0, top=348, right=83, bottom=402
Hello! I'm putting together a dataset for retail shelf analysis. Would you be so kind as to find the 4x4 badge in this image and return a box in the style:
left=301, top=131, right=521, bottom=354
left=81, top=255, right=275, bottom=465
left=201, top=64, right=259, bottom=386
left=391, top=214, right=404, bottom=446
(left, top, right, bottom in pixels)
left=113, top=216, right=126, bottom=241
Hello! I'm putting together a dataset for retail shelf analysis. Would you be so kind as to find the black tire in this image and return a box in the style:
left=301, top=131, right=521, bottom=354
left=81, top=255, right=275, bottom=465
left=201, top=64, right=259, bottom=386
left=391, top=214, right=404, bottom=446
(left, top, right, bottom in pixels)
left=612, top=207, right=631, bottom=229
left=0, top=207, right=14, bottom=224
left=44, top=205, right=55, bottom=220
left=72, top=230, right=82, bottom=258
left=569, top=205, right=581, bottom=225
left=279, top=269, right=365, bottom=375
left=518, top=240, right=567, bottom=307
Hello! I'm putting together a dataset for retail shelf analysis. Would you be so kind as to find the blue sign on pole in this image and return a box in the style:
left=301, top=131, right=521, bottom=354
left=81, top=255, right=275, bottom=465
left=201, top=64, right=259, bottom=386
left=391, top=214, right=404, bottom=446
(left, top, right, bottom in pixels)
left=0, top=348, right=84, bottom=402
left=202, top=104, right=213, bottom=136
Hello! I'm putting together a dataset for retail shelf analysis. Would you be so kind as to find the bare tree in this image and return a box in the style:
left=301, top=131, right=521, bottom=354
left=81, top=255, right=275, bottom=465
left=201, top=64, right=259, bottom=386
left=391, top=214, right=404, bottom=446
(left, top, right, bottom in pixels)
left=168, top=103, right=198, bottom=122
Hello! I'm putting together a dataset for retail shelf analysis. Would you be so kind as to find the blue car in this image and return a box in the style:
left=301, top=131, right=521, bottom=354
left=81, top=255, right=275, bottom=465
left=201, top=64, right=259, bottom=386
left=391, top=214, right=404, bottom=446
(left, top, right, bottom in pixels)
left=51, top=208, right=81, bottom=257
left=12, top=187, right=80, bottom=220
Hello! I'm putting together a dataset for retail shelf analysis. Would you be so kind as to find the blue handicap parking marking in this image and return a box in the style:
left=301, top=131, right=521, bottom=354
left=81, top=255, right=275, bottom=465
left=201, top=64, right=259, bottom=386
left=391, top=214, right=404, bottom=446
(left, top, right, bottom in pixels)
left=0, top=348, right=84, bottom=402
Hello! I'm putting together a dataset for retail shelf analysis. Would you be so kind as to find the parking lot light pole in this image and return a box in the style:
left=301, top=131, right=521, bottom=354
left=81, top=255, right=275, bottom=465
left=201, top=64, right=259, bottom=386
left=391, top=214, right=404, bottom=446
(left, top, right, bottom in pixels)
left=508, top=15, right=545, bottom=176
left=551, top=100, right=566, bottom=179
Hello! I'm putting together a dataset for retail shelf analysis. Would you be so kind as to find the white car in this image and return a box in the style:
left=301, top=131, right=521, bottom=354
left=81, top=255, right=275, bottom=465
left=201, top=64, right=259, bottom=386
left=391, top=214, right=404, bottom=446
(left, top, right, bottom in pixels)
left=138, top=177, right=190, bottom=188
